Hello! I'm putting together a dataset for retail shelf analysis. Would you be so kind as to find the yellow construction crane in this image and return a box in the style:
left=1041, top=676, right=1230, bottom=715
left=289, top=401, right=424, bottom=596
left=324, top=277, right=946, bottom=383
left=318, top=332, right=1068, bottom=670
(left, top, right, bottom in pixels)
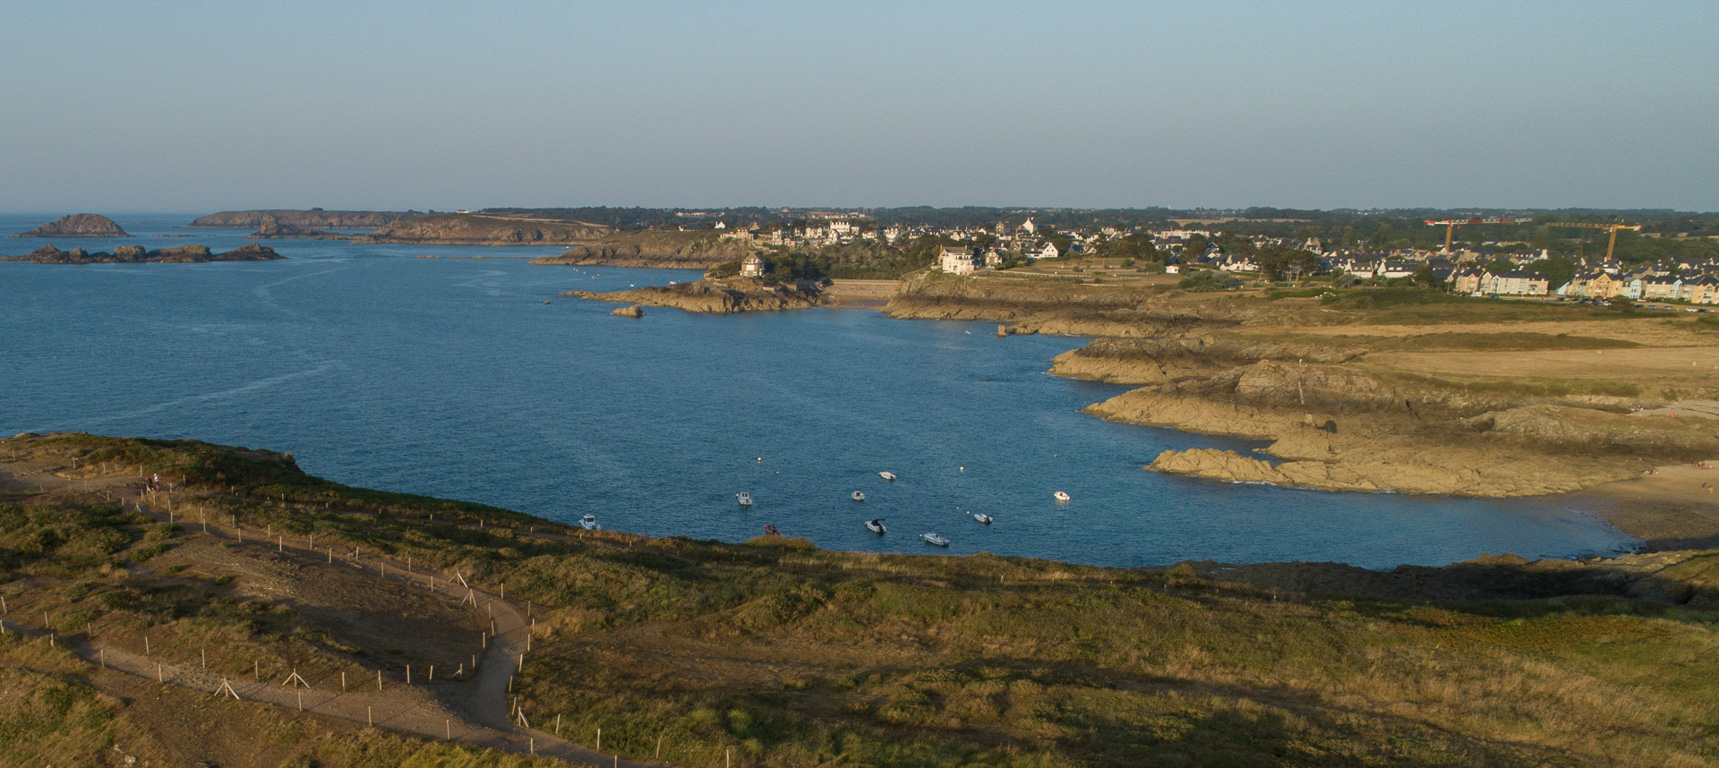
left=1544, top=222, right=1643, bottom=261
left=1424, top=218, right=1524, bottom=252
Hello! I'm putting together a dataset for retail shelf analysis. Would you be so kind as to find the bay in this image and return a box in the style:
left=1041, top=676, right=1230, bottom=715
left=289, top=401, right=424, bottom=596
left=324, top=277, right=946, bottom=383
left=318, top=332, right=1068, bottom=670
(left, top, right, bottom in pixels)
left=0, top=213, right=1636, bottom=568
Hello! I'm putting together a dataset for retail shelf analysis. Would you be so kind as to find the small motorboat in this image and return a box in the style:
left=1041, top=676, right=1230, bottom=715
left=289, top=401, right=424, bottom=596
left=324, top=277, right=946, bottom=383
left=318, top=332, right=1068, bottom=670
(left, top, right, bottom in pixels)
left=851, top=491, right=866, bottom=502
left=921, top=532, right=950, bottom=547
left=736, top=492, right=753, bottom=507
left=1053, top=491, right=1071, bottom=503
left=865, top=518, right=887, bottom=534
left=970, top=512, right=993, bottom=525
left=579, top=514, right=600, bottom=531
left=878, top=470, right=897, bottom=481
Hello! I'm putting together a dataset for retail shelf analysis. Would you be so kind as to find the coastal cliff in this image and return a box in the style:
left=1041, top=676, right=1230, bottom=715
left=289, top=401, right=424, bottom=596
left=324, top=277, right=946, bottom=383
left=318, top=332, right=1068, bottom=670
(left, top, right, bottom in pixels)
left=11, top=213, right=130, bottom=238
left=564, top=276, right=827, bottom=313
left=189, top=209, right=423, bottom=229
left=530, top=228, right=755, bottom=269
left=356, top=213, right=608, bottom=245
left=3, top=242, right=284, bottom=264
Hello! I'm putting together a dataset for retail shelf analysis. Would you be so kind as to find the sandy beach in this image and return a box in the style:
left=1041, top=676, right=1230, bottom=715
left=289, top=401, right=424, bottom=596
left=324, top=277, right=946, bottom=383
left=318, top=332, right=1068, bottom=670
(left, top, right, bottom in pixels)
left=1558, top=459, right=1719, bottom=550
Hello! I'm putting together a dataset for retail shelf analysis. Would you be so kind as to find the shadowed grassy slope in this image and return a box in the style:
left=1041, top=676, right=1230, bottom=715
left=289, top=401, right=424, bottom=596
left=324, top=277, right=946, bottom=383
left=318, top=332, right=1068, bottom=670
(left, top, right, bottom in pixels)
left=5, top=433, right=1718, bottom=767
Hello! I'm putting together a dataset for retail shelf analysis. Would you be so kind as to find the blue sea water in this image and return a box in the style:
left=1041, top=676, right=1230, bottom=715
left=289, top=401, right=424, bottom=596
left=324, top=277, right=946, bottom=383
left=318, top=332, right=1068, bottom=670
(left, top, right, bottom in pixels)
left=0, top=213, right=1637, bottom=568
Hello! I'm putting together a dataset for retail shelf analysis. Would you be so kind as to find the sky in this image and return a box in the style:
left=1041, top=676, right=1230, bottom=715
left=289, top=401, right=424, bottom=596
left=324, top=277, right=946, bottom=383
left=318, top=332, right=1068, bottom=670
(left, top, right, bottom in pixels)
left=1, top=0, right=1715, bottom=212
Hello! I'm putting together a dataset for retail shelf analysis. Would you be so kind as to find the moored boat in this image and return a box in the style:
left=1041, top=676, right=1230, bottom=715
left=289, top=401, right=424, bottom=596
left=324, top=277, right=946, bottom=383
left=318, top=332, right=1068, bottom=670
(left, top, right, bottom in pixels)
left=736, top=491, right=753, bottom=507
left=878, top=470, right=897, bottom=481
left=865, top=518, right=887, bottom=534
left=851, top=490, right=866, bottom=502
left=579, top=514, right=600, bottom=530
left=1053, top=491, right=1070, bottom=503
left=971, top=512, right=993, bottom=525
left=921, top=532, right=949, bottom=547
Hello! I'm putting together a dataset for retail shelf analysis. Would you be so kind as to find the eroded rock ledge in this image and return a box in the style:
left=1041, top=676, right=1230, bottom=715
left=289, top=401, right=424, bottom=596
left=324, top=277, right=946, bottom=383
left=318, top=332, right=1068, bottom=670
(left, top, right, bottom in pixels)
left=3, top=242, right=284, bottom=264
left=564, top=277, right=827, bottom=314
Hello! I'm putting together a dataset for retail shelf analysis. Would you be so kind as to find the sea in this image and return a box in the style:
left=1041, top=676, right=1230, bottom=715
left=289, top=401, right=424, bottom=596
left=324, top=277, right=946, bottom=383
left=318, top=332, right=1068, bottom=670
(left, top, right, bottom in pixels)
left=0, top=213, right=1638, bottom=569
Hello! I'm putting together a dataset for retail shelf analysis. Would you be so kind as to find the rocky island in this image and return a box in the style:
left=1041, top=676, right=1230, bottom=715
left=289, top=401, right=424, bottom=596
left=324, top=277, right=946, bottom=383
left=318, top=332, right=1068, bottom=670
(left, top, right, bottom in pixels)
left=356, top=212, right=608, bottom=245
left=11, top=213, right=130, bottom=238
left=3, top=242, right=284, bottom=264
left=188, top=209, right=424, bottom=229
left=564, top=275, right=828, bottom=313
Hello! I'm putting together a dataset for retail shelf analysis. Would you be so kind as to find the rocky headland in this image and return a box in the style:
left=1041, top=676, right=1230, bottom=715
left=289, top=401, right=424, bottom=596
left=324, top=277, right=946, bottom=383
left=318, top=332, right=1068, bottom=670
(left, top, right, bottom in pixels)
left=188, top=209, right=424, bottom=229
left=530, top=228, right=755, bottom=269
left=3, top=242, right=284, bottom=264
left=564, top=276, right=828, bottom=314
left=246, top=215, right=340, bottom=239
left=356, top=213, right=608, bottom=245
left=11, top=213, right=130, bottom=238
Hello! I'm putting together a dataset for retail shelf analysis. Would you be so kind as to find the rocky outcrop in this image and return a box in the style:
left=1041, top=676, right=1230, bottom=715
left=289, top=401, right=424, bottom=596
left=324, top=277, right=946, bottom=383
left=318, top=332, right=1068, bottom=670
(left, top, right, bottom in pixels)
left=1079, top=350, right=1719, bottom=497
left=12, top=214, right=130, bottom=238
left=883, top=271, right=1244, bottom=337
left=611, top=304, right=645, bottom=318
left=357, top=213, right=608, bottom=245
left=531, top=229, right=755, bottom=269
left=189, top=210, right=422, bottom=229
left=3, top=242, right=284, bottom=264
left=566, top=277, right=827, bottom=314
left=1050, top=336, right=1365, bottom=385
left=248, top=216, right=335, bottom=239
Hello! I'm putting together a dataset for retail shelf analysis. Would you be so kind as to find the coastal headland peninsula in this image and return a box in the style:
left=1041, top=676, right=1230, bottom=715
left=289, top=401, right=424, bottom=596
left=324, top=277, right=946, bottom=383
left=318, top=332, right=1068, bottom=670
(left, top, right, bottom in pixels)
left=3, top=432, right=1717, bottom=767
left=189, top=209, right=425, bottom=230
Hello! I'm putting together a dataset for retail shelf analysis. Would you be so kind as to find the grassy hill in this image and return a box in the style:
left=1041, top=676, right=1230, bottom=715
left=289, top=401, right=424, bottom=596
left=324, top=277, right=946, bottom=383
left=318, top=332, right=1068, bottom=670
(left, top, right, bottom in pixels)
left=2, top=433, right=1717, bottom=767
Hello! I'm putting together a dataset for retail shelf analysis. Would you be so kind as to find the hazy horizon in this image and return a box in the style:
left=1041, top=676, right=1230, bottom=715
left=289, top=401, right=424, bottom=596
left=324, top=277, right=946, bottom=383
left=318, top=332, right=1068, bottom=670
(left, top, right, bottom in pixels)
left=3, top=1, right=1715, bottom=213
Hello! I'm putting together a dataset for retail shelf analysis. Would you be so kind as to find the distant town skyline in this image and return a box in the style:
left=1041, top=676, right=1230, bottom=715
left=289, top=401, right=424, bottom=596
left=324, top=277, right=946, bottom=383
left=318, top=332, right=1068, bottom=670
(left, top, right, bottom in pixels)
left=2, top=0, right=1715, bottom=213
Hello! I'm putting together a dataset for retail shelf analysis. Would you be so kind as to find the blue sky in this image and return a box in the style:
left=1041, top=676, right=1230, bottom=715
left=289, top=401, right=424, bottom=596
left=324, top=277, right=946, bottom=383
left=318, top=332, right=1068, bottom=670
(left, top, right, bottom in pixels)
left=1, top=0, right=1714, bottom=212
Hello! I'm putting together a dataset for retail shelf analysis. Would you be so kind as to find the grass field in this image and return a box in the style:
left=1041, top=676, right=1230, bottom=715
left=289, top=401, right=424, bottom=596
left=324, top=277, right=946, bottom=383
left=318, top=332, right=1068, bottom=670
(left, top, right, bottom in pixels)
left=4, top=434, right=1719, bottom=766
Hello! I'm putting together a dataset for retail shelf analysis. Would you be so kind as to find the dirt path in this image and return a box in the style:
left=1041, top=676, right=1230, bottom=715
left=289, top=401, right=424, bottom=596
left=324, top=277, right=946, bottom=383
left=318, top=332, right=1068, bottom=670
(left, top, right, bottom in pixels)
left=0, top=464, right=663, bottom=767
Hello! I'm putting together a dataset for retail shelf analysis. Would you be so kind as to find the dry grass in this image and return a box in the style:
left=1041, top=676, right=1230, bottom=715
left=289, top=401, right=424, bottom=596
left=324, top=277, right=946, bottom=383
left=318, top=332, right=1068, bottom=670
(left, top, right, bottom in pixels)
left=5, top=434, right=1719, bottom=767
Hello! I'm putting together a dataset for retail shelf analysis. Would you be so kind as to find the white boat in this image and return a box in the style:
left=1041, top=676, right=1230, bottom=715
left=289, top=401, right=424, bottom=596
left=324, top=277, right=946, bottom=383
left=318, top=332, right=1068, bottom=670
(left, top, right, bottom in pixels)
left=921, top=532, right=949, bottom=547
left=579, top=514, right=600, bottom=531
left=878, top=471, right=897, bottom=481
left=1053, top=491, right=1070, bottom=503
left=865, top=518, right=887, bottom=534
left=736, top=492, right=753, bottom=507
left=851, top=491, right=866, bottom=502
left=971, top=512, right=993, bottom=525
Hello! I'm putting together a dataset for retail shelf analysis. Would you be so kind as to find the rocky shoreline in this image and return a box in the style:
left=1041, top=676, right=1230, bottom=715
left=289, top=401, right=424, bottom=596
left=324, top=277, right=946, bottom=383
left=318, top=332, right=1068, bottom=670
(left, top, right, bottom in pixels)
left=530, top=228, right=754, bottom=269
left=3, top=242, right=284, bottom=264
left=564, top=276, right=827, bottom=314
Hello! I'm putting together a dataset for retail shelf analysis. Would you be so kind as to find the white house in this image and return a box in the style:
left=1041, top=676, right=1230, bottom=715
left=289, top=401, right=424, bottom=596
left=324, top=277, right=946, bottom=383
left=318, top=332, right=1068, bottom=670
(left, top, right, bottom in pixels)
left=740, top=253, right=765, bottom=277
left=937, top=247, right=975, bottom=275
left=1038, top=242, right=1060, bottom=260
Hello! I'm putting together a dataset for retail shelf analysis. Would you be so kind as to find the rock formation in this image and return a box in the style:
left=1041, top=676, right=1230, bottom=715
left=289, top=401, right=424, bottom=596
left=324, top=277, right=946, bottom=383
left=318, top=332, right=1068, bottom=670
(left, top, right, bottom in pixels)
left=530, top=229, right=756, bottom=269
left=3, top=242, right=284, bottom=264
left=611, top=304, right=645, bottom=318
left=357, top=213, right=609, bottom=245
left=12, top=214, right=130, bottom=238
left=248, top=215, right=335, bottom=239
left=566, top=277, right=827, bottom=314
left=189, top=210, right=423, bottom=229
